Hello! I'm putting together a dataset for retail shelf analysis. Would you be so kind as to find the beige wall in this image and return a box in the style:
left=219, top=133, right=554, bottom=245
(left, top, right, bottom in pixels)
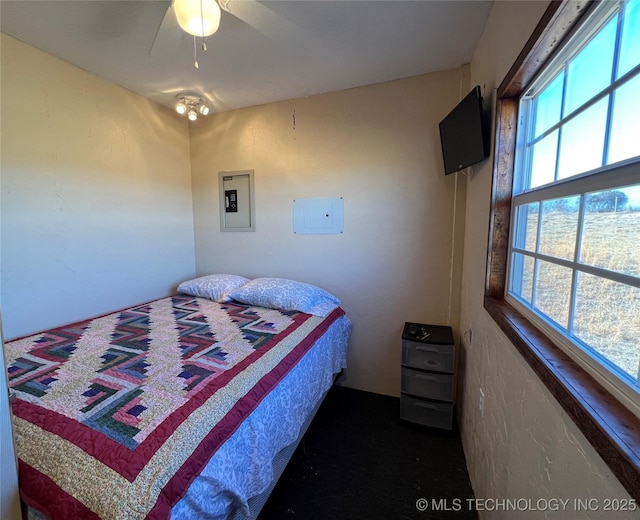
left=458, top=2, right=639, bottom=518
left=190, top=70, right=467, bottom=396
left=0, top=33, right=21, bottom=520
left=0, top=35, right=196, bottom=339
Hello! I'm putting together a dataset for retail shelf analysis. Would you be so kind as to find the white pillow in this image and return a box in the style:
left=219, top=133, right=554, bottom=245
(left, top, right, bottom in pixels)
left=177, top=274, right=250, bottom=303
left=228, top=277, right=341, bottom=317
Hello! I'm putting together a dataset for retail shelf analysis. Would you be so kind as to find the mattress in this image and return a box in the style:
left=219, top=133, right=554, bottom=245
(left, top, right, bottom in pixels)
left=6, top=294, right=351, bottom=519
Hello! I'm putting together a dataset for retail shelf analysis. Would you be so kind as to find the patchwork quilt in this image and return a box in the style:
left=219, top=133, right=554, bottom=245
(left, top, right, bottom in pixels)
left=6, top=295, right=344, bottom=519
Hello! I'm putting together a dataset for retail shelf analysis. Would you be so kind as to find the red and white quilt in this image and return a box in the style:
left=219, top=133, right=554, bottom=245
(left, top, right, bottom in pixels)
left=6, top=295, right=344, bottom=519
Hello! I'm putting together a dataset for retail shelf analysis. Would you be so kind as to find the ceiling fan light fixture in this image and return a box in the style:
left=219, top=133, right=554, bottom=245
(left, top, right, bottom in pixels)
left=198, top=103, right=210, bottom=116
left=174, top=0, right=221, bottom=37
left=187, top=109, right=198, bottom=121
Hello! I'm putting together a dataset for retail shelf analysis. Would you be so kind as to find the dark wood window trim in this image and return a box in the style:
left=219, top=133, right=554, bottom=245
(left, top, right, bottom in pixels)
left=484, top=0, right=640, bottom=501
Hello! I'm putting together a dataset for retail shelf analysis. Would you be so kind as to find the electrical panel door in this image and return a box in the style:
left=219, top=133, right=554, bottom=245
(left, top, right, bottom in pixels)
left=218, top=170, right=255, bottom=232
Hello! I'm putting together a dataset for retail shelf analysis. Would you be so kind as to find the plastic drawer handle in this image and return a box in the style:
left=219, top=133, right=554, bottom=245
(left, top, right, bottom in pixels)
left=415, top=374, right=438, bottom=382
left=414, top=402, right=437, bottom=410
left=415, top=346, right=439, bottom=353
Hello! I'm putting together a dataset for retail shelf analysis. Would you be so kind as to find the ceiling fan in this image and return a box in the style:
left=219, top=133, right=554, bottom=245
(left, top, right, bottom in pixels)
left=148, top=0, right=281, bottom=63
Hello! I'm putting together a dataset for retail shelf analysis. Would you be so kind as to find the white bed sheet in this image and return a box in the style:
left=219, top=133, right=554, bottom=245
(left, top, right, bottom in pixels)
left=170, top=314, right=351, bottom=520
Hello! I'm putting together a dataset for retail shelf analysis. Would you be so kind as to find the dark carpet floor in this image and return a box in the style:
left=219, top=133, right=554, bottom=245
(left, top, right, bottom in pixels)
left=258, top=385, right=477, bottom=520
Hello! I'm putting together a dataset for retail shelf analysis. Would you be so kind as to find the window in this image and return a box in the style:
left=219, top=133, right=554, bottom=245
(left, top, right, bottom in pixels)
left=485, top=0, right=640, bottom=503
left=507, top=0, right=640, bottom=410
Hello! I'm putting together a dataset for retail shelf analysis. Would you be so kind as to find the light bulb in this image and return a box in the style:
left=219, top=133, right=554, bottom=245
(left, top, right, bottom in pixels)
left=174, top=0, right=221, bottom=37
left=199, top=103, right=209, bottom=116
left=175, top=101, right=187, bottom=115
left=188, top=109, right=198, bottom=121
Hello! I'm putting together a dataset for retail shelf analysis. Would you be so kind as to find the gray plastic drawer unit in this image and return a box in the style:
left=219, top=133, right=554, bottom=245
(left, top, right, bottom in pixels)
left=400, top=322, right=456, bottom=430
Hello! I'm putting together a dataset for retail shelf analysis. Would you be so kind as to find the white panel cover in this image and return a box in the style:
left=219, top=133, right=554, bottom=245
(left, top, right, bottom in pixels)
left=293, top=197, right=343, bottom=234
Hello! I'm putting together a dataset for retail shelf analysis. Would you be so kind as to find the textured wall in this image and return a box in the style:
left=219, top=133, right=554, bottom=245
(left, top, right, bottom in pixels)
left=0, top=327, right=20, bottom=519
left=189, top=71, right=467, bottom=396
left=458, top=2, right=640, bottom=518
left=0, top=35, right=196, bottom=339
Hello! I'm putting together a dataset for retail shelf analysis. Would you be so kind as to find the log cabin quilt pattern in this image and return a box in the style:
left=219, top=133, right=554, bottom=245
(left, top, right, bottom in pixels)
left=6, top=295, right=344, bottom=519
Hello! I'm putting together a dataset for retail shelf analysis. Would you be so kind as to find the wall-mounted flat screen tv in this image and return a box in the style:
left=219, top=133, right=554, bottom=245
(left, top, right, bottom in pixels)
left=438, top=85, right=489, bottom=175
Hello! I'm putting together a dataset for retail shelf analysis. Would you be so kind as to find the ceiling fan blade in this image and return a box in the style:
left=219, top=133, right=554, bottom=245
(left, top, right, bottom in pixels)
left=148, top=2, right=186, bottom=57
left=218, top=0, right=303, bottom=41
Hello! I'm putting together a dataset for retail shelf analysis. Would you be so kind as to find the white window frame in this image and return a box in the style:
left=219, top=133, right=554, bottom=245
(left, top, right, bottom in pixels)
left=484, top=0, right=640, bottom=502
left=505, top=0, right=640, bottom=417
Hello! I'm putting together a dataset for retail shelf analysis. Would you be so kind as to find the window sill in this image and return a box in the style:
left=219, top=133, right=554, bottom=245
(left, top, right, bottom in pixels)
left=484, top=295, right=640, bottom=501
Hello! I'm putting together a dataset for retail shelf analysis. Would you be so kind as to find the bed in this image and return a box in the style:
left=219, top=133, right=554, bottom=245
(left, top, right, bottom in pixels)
left=5, top=275, right=351, bottom=519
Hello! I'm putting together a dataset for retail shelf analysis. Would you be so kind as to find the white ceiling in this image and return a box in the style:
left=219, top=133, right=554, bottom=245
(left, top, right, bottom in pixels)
left=0, top=0, right=493, bottom=114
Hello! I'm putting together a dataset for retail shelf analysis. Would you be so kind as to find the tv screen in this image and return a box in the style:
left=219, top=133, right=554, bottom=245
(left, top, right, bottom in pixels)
left=438, top=85, right=488, bottom=175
